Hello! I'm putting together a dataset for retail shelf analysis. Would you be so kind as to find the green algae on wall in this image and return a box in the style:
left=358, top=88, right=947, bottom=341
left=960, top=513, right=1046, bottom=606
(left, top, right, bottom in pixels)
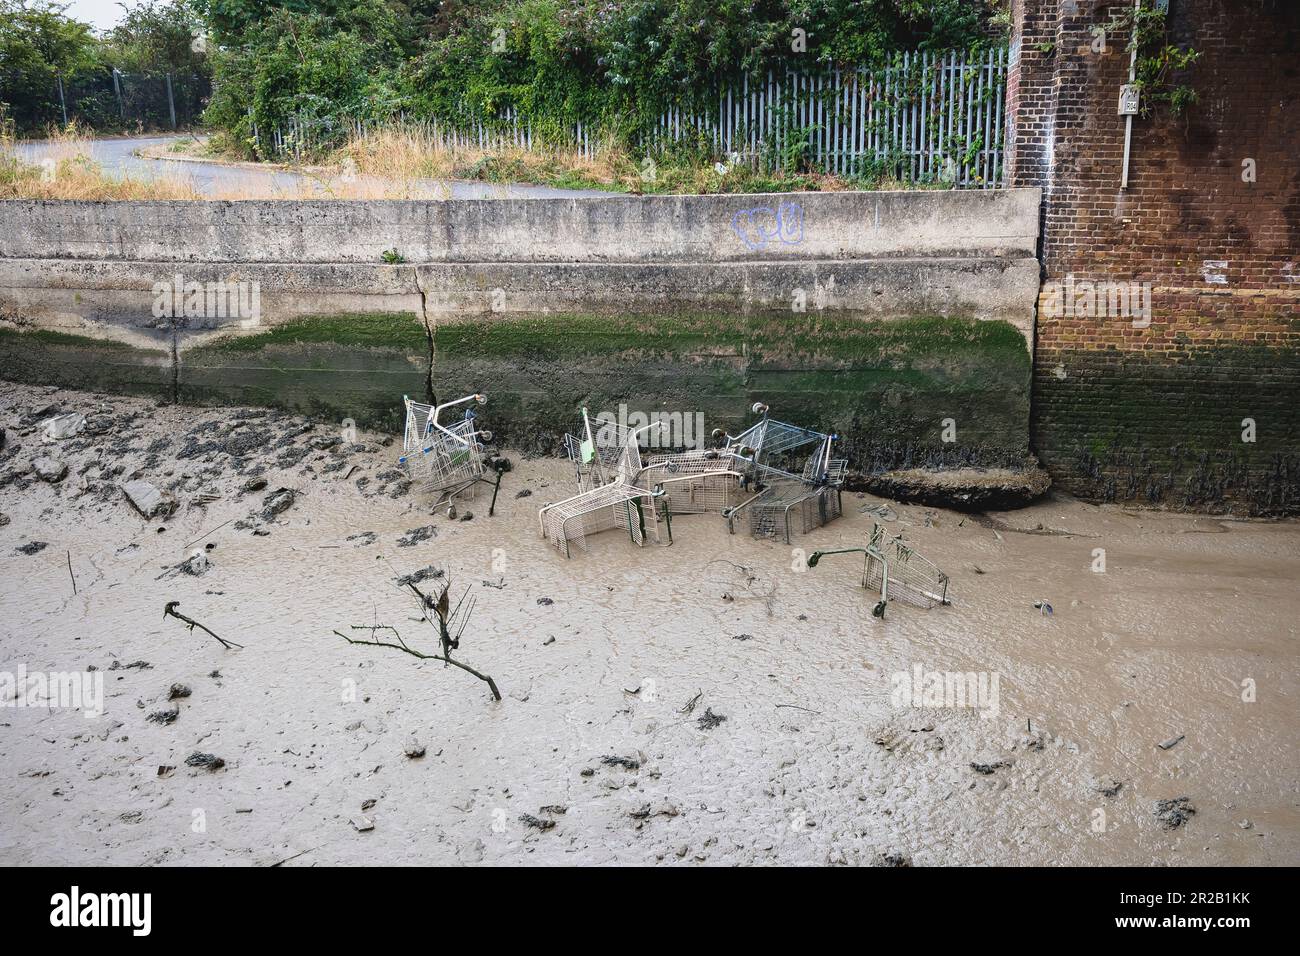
left=434, top=311, right=1032, bottom=466
left=0, top=327, right=174, bottom=400
left=179, top=312, right=431, bottom=432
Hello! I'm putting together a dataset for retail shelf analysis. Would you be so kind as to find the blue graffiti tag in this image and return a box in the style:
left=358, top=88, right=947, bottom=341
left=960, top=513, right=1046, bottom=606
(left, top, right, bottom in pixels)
left=731, top=199, right=804, bottom=251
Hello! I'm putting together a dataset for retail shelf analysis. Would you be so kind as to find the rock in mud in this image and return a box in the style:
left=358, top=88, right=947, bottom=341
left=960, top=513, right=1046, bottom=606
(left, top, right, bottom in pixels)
left=242, top=477, right=268, bottom=493
left=0, top=513, right=9, bottom=527
left=397, top=526, right=438, bottom=547
left=858, top=460, right=1051, bottom=512
left=147, top=707, right=179, bottom=725
left=1154, top=797, right=1196, bottom=830
left=519, top=813, right=555, bottom=832
left=168, top=683, right=192, bottom=700
left=404, top=737, right=426, bottom=759
left=1090, top=778, right=1124, bottom=798
left=15, top=541, right=48, bottom=556
left=185, top=752, right=225, bottom=771
left=33, top=456, right=67, bottom=483
left=260, top=487, right=297, bottom=520
left=121, top=480, right=178, bottom=519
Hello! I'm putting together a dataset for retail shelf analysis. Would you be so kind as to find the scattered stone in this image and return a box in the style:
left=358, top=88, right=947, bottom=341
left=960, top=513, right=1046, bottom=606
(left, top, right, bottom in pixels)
left=347, top=531, right=378, bottom=546
left=146, top=707, right=179, bottom=725
left=168, top=683, right=191, bottom=701
left=519, top=813, right=555, bottom=831
left=157, top=765, right=175, bottom=777
left=515, top=488, right=532, bottom=498
left=1090, top=778, right=1124, bottom=798
left=459, top=511, right=473, bottom=521
left=580, top=768, right=595, bottom=777
left=396, top=565, right=443, bottom=587
left=260, top=487, right=297, bottom=521
left=121, top=480, right=178, bottom=519
left=310, top=435, right=343, bottom=450
left=361, top=798, right=377, bottom=812
left=0, top=513, right=8, bottom=527
left=539, top=805, right=567, bottom=815
left=697, top=707, right=727, bottom=730
left=33, top=455, right=67, bottom=483
left=536, top=597, right=554, bottom=606
left=970, top=759, right=1010, bottom=775
left=180, top=552, right=209, bottom=576
left=242, top=477, right=268, bottom=493
left=404, top=738, right=426, bottom=759
left=601, top=755, right=641, bottom=771
left=16, top=541, right=48, bottom=556
left=185, top=752, right=225, bottom=771
left=1154, top=797, right=1195, bottom=830
left=351, top=816, right=375, bottom=832
left=542, top=636, right=555, bottom=646
left=397, top=525, right=438, bottom=547
left=875, top=852, right=911, bottom=867
left=1158, top=733, right=1185, bottom=751
left=732, top=633, right=755, bottom=641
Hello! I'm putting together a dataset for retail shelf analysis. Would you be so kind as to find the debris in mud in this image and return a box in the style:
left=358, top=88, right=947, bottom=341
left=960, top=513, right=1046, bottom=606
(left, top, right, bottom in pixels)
left=1033, top=600, right=1053, bottom=616
left=459, top=511, right=473, bottom=521
left=1090, top=778, right=1124, bottom=798
left=1157, top=733, right=1186, bottom=751
left=42, top=413, right=86, bottom=441
left=121, top=480, right=177, bottom=519
left=858, top=460, right=1051, bottom=512
left=874, top=852, right=911, bottom=867
left=179, top=552, right=210, bottom=576
left=242, top=477, right=268, bottom=493
left=1154, top=797, right=1196, bottom=830
left=109, top=659, right=151, bottom=671
left=395, top=566, right=444, bottom=588
left=168, top=683, right=191, bottom=700
left=697, top=707, right=727, bottom=731
left=157, top=765, right=175, bottom=778
left=404, top=737, right=426, bottom=759
left=347, top=531, right=378, bottom=547
left=731, top=633, right=755, bottom=641
left=351, top=816, right=375, bottom=832
left=539, top=805, right=567, bottom=816
left=164, top=601, right=244, bottom=650
left=515, top=489, right=532, bottom=498
left=396, top=525, right=437, bottom=547
left=970, top=759, right=1011, bottom=775
left=536, top=597, right=554, bottom=606
left=260, top=487, right=297, bottom=521
left=630, top=802, right=679, bottom=821
left=15, top=541, right=48, bottom=556
left=600, top=755, right=641, bottom=771
left=0, top=513, right=9, bottom=527
left=481, top=576, right=506, bottom=589
left=33, top=455, right=67, bottom=483
left=519, top=813, right=555, bottom=832
left=185, top=752, right=225, bottom=771
left=146, top=707, right=179, bottom=725
left=679, top=691, right=703, bottom=716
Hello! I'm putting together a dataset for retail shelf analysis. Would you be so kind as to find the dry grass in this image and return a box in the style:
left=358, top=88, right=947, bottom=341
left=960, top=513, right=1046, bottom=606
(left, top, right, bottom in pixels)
left=0, top=125, right=201, bottom=200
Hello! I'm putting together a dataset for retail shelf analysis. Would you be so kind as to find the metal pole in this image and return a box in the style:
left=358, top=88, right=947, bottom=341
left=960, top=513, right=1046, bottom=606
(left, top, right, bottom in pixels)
left=57, top=73, right=68, bottom=125
left=1121, top=0, right=1140, bottom=189
left=166, top=72, right=177, bottom=129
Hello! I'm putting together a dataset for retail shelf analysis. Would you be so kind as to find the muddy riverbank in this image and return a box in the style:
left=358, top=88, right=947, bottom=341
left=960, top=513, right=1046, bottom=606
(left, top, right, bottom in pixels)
left=0, top=383, right=1295, bottom=865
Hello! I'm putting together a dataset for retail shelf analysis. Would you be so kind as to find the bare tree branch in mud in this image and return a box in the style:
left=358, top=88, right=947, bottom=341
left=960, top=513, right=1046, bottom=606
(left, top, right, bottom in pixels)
left=164, top=601, right=244, bottom=649
left=334, top=573, right=501, bottom=701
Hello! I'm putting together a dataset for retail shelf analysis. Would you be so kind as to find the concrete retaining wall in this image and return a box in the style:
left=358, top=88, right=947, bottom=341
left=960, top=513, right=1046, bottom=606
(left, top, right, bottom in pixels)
left=0, top=189, right=1041, bottom=466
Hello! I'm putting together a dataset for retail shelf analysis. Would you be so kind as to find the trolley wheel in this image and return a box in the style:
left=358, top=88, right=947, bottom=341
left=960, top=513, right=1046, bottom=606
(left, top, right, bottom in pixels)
left=872, top=601, right=887, bottom=619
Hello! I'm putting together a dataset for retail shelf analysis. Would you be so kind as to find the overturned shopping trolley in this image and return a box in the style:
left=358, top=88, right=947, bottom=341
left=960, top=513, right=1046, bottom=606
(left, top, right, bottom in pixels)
left=399, top=393, right=505, bottom=513
left=806, top=523, right=950, bottom=618
left=540, top=403, right=846, bottom=557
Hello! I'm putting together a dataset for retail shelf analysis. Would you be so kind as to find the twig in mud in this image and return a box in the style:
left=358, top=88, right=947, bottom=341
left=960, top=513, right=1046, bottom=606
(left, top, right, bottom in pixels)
left=776, top=703, right=822, bottom=715
left=679, top=690, right=703, bottom=715
left=66, top=551, right=76, bottom=595
left=164, top=601, right=244, bottom=649
left=184, top=518, right=234, bottom=550
left=333, top=567, right=501, bottom=701
left=334, top=626, right=500, bottom=701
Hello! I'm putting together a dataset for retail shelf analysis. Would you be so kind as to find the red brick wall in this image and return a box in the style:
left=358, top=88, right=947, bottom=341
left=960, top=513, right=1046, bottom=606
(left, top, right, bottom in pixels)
left=1009, top=0, right=1299, bottom=514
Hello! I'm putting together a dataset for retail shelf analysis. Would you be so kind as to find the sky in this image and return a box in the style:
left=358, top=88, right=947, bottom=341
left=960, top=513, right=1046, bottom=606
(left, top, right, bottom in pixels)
left=60, top=0, right=130, bottom=32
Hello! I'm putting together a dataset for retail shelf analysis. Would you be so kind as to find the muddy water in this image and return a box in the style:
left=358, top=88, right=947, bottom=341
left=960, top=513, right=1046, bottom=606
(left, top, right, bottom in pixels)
left=0, top=384, right=1295, bottom=866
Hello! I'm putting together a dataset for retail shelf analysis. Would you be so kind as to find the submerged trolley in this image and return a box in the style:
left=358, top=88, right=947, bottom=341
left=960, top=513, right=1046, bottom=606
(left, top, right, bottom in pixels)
left=540, top=402, right=847, bottom=557
left=399, top=393, right=504, bottom=513
left=807, top=523, right=950, bottom=618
